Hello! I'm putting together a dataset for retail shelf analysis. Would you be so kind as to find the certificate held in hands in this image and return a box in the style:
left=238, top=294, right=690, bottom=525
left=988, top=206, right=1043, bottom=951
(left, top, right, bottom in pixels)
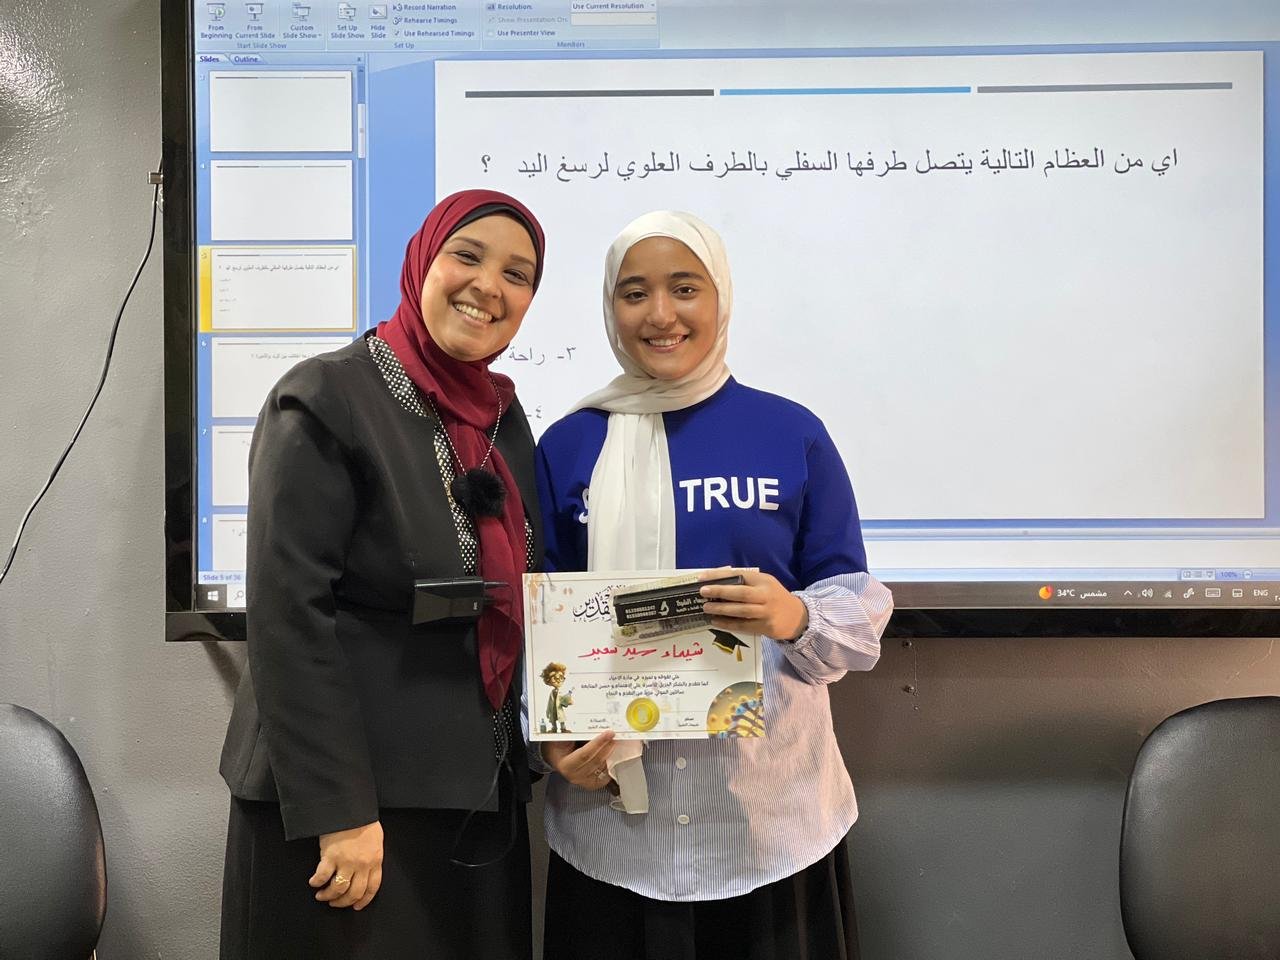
left=524, top=570, right=764, bottom=741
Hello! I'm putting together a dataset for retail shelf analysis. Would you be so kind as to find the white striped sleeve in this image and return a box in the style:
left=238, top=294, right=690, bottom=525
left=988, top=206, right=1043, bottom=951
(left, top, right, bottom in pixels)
left=780, top=572, right=893, bottom=684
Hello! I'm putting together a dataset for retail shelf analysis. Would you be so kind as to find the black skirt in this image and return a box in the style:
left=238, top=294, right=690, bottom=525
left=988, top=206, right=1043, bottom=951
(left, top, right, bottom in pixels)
left=543, top=833, right=860, bottom=960
left=220, top=793, right=531, bottom=960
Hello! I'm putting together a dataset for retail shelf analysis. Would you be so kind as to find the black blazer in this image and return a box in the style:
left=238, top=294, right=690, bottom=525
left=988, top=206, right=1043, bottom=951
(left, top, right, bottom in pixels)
left=219, top=336, right=544, bottom=841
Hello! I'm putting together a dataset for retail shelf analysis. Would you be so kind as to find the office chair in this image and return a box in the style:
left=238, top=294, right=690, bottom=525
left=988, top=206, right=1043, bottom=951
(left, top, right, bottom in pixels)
left=0, top=703, right=107, bottom=960
left=1119, top=695, right=1280, bottom=960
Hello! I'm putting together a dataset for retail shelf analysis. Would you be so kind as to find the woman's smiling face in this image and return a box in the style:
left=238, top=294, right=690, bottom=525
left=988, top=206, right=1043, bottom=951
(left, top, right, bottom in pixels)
left=419, top=214, right=538, bottom=362
left=611, top=236, right=718, bottom=381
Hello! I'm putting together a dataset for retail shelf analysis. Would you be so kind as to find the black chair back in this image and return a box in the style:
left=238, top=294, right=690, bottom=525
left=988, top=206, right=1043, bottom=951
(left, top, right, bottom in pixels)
left=1120, top=695, right=1280, bottom=960
left=0, top=703, right=107, bottom=959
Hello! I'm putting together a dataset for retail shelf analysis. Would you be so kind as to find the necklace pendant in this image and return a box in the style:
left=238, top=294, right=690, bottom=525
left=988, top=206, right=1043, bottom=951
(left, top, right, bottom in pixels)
left=425, top=374, right=506, bottom=517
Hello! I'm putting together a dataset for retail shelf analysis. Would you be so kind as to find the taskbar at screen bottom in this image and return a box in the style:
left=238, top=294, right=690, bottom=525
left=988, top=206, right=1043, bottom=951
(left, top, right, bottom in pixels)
left=889, top=580, right=1280, bottom=609
left=192, top=577, right=1280, bottom=610
left=172, top=577, right=1280, bottom=641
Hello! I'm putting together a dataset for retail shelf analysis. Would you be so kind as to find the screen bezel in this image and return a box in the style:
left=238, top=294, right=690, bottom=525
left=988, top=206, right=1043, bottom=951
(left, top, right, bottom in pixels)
left=157, top=0, right=1280, bottom=641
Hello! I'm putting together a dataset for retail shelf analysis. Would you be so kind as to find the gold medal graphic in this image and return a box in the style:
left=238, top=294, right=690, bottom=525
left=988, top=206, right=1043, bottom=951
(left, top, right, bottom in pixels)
left=625, top=697, right=661, bottom=733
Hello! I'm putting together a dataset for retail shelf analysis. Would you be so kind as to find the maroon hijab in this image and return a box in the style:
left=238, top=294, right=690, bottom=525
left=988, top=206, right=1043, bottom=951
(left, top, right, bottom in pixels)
left=376, top=189, right=545, bottom=711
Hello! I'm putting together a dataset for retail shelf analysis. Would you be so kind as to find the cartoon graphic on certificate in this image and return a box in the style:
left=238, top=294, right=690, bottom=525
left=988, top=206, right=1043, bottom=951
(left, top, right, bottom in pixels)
left=524, top=570, right=764, bottom=741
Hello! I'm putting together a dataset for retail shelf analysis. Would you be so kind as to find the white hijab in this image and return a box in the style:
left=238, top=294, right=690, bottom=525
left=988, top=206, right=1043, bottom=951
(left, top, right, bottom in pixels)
left=573, top=211, right=733, bottom=572
left=571, top=211, right=733, bottom=812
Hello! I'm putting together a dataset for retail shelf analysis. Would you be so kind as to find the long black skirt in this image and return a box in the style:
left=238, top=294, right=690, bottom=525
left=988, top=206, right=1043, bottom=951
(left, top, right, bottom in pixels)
left=543, top=833, right=860, bottom=960
left=220, top=794, right=531, bottom=960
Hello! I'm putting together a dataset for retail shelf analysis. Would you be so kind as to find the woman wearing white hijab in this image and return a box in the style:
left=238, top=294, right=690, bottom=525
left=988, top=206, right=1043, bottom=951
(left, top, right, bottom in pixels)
left=534, top=211, right=893, bottom=960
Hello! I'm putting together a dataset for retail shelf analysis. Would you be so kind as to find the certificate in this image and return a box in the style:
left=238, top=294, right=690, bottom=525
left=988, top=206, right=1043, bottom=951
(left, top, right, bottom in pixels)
left=524, top=570, right=764, bottom=741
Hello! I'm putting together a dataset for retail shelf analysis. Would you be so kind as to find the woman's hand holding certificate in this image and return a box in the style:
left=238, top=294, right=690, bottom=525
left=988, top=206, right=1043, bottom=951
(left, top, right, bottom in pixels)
left=541, top=730, right=617, bottom=790
left=698, top=567, right=810, bottom=642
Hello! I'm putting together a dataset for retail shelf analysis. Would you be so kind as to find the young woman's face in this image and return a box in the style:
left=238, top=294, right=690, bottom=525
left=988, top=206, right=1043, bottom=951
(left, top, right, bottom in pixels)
left=419, top=214, right=538, bottom=362
left=611, top=236, right=718, bottom=381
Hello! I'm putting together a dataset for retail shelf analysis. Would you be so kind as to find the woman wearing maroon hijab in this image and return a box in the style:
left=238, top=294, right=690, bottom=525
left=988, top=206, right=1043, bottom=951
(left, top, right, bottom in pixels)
left=219, top=190, right=546, bottom=959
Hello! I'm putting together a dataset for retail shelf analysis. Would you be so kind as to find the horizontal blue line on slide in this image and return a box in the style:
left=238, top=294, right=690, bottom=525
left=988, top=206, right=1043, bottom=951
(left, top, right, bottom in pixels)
left=719, top=86, right=972, bottom=95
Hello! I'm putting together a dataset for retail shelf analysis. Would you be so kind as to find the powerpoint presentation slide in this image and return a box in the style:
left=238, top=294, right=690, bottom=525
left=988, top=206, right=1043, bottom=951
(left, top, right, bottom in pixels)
left=209, top=70, right=353, bottom=153
left=211, top=515, right=247, bottom=573
left=209, top=335, right=350, bottom=419
left=210, top=160, right=353, bottom=241
left=211, top=425, right=254, bottom=506
left=524, top=571, right=764, bottom=741
left=437, top=50, right=1264, bottom=522
left=204, top=246, right=356, bottom=331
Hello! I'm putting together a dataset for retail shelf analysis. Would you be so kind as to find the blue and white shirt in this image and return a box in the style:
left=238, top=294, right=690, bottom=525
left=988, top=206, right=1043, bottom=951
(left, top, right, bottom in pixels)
left=534, top=378, right=893, bottom=901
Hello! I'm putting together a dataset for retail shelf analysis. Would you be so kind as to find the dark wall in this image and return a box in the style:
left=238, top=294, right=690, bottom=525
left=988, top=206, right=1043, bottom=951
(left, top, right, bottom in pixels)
left=835, top=634, right=1279, bottom=959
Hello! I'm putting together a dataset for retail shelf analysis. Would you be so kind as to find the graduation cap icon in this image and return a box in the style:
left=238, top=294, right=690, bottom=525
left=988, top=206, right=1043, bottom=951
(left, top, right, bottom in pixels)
left=709, top=629, right=750, bottom=662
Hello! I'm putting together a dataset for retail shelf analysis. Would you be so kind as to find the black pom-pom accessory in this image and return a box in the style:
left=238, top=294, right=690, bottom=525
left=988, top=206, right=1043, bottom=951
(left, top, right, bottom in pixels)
left=450, top=467, right=507, bottom=518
